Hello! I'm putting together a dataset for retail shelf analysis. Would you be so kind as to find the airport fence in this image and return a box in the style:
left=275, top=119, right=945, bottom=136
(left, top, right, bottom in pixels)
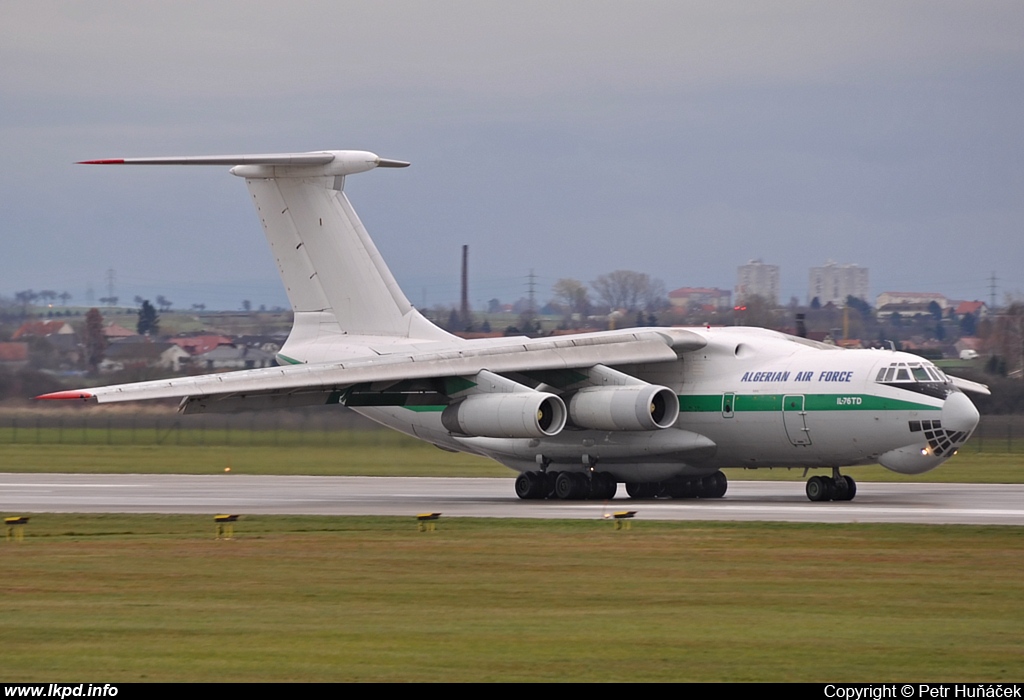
left=0, top=408, right=1023, bottom=452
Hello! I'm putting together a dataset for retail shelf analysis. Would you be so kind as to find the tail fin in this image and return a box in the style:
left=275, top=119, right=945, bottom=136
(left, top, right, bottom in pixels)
left=82, top=151, right=455, bottom=345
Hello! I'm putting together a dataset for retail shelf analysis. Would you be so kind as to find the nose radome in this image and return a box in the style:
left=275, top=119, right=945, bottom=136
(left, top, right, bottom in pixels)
left=942, top=391, right=980, bottom=433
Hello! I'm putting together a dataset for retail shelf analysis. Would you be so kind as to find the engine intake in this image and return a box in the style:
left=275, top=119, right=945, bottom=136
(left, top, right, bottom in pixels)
left=568, top=385, right=679, bottom=431
left=442, top=392, right=567, bottom=438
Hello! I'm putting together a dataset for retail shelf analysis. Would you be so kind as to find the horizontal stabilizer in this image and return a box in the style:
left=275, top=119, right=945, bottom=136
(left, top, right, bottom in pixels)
left=78, top=150, right=409, bottom=177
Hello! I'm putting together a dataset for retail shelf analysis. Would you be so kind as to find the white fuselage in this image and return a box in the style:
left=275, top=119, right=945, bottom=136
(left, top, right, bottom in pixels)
left=338, top=326, right=975, bottom=483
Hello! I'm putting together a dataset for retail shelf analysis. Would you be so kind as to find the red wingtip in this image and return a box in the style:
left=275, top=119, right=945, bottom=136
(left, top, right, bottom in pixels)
left=77, top=159, right=125, bottom=165
left=35, top=391, right=94, bottom=401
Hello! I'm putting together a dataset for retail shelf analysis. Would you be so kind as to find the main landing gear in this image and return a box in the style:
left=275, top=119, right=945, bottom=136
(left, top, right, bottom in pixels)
left=625, top=471, right=728, bottom=500
left=514, top=470, right=618, bottom=501
left=805, top=470, right=857, bottom=502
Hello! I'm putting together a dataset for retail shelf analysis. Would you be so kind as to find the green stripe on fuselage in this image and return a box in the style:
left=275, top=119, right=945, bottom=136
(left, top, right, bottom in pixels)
left=678, top=394, right=938, bottom=413
left=373, top=393, right=937, bottom=415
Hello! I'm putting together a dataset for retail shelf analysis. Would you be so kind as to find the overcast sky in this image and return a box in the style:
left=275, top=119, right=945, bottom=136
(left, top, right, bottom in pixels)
left=3, top=1, right=1022, bottom=312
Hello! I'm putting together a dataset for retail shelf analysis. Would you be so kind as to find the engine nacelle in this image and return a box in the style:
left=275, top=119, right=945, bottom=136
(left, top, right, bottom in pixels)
left=568, top=385, right=679, bottom=431
left=442, top=392, right=567, bottom=438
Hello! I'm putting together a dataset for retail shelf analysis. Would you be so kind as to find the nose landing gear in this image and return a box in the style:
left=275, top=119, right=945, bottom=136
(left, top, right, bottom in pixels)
left=806, top=470, right=856, bottom=502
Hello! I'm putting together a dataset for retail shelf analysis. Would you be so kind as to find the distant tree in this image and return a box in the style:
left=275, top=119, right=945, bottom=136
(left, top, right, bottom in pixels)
left=928, top=300, right=943, bottom=321
left=487, top=298, right=502, bottom=314
left=242, top=300, right=252, bottom=312
left=960, top=312, right=977, bottom=337
left=14, top=290, right=38, bottom=314
left=552, top=278, right=591, bottom=326
left=642, top=278, right=669, bottom=312
left=732, top=294, right=777, bottom=329
left=845, top=295, right=872, bottom=317
left=156, top=295, right=173, bottom=312
left=480, top=319, right=491, bottom=333
left=83, top=308, right=107, bottom=372
left=191, top=303, right=206, bottom=313
left=986, top=355, right=1007, bottom=377
left=517, top=309, right=538, bottom=335
left=137, top=300, right=160, bottom=336
left=58, top=291, right=72, bottom=306
left=99, top=296, right=118, bottom=307
left=446, top=308, right=463, bottom=332
left=992, top=300, right=1024, bottom=377
left=38, top=290, right=57, bottom=305
left=810, top=297, right=821, bottom=310
left=591, top=270, right=654, bottom=312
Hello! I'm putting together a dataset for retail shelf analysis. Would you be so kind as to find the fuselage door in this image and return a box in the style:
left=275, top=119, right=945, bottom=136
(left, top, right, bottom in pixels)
left=783, top=394, right=811, bottom=446
left=721, top=392, right=736, bottom=418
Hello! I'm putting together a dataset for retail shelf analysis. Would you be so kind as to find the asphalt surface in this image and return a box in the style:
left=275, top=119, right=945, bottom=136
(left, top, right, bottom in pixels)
left=1, top=473, right=1022, bottom=525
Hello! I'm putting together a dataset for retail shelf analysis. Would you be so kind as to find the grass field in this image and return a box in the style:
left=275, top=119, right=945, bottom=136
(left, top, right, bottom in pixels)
left=1, top=436, right=1023, bottom=482
left=2, top=425, right=1021, bottom=682
left=2, top=514, right=1021, bottom=682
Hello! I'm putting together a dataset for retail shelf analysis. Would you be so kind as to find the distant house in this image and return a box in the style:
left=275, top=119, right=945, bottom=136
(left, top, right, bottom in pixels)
left=12, top=321, right=79, bottom=367
left=876, top=292, right=950, bottom=310
left=954, top=301, right=988, bottom=319
left=232, top=335, right=286, bottom=355
left=876, top=302, right=939, bottom=319
left=100, top=341, right=190, bottom=373
left=103, top=323, right=137, bottom=339
left=169, top=335, right=234, bottom=356
left=193, top=345, right=275, bottom=370
left=12, top=321, right=74, bottom=339
left=0, top=342, right=29, bottom=369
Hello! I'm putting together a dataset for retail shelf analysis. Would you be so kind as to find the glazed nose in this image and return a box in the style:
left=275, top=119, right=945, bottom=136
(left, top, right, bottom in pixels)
left=942, top=391, right=980, bottom=433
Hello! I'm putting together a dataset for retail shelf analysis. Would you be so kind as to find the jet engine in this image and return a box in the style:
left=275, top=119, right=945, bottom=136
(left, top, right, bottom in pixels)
left=442, top=392, right=567, bottom=438
left=568, top=384, right=679, bottom=431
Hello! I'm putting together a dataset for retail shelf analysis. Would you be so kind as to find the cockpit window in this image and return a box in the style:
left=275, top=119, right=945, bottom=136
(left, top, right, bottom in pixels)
left=875, top=361, right=948, bottom=385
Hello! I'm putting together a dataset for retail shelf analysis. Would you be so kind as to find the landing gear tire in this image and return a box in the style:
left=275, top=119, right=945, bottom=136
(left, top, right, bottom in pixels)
left=703, top=471, right=728, bottom=499
left=805, top=474, right=857, bottom=502
left=832, top=475, right=849, bottom=501
left=515, top=472, right=547, bottom=500
left=840, top=475, right=857, bottom=501
left=626, top=482, right=659, bottom=499
left=806, top=475, right=830, bottom=502
left=662, top=478, right=696, bottom=499
left=591, top=472, right=618, bottom=500
left=555, top=471, right=588, bottom=500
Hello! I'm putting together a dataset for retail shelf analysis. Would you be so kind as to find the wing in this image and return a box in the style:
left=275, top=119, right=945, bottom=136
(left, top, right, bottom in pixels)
left=38, top=329, right=706, bottom=414
left=947, top=374, right=991, bottom=396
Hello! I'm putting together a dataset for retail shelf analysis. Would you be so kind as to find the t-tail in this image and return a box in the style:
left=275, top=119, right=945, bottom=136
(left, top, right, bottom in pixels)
left=80, top=150, right=457, bottom=363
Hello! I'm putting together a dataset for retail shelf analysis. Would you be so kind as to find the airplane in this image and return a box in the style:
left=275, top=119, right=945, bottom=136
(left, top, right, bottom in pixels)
left=38, top=150, right=990, bottom=502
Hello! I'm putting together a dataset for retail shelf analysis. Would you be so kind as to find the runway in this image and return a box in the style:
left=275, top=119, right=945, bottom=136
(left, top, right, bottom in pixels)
left=1, top=473, right=1022, bottom=525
